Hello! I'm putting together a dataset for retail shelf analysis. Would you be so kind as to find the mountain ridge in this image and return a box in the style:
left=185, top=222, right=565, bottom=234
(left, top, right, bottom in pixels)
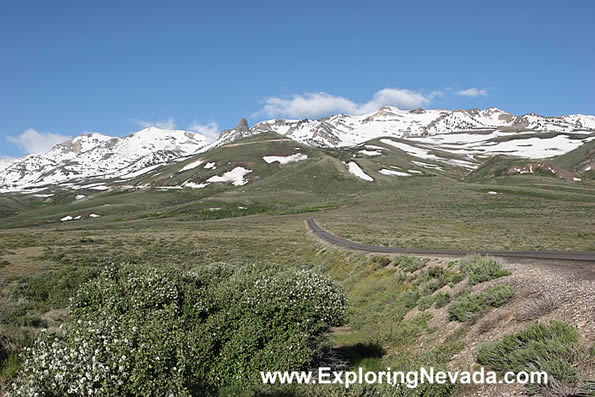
left=0, top=127, right=213, bottom=193
left=1, top=107, right=594, bottom=193
left=221, top=106, right=595, bottom=148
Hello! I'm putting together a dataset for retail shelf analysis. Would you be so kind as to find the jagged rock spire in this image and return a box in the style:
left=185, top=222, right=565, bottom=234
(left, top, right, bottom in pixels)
left=236, top=118, right=250, bottom=132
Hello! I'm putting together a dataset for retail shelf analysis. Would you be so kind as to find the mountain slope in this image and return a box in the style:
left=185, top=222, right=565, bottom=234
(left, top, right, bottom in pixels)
left=1, top=106, right=594, bottom=194
left=465, top=139, right=595, bottom=183
left=133, top=132, right=377, bottom=199
left=0, top=127, right=213, bottom=193
left=551, top=139, right=595, bottom=172
left=220, top=106, right=595, bottom=148
left=1, top=131, right=593, bottom=230
left=0, top=158, right=16, bottom=173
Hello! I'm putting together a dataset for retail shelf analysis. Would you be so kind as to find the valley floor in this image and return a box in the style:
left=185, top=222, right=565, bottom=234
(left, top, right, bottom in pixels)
left=1, top=175, right=594, bottom=395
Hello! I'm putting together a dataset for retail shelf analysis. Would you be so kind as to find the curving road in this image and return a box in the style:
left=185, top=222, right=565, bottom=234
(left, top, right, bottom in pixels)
left=306, top=218, right=595, bottom=262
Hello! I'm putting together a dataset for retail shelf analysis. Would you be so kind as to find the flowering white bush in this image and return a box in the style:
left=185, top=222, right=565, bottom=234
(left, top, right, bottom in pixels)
left=8, top=263, right=346, bottom=395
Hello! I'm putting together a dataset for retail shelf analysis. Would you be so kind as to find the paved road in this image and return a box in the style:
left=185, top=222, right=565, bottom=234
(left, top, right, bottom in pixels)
left=307, top=218, right=595, bottom=262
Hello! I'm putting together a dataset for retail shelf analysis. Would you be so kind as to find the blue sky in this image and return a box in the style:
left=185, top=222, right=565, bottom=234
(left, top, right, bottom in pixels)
left=1, top=0, right=594, bottom=157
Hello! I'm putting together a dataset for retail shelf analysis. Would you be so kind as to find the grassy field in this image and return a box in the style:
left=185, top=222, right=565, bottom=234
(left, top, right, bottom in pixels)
left=316, top=175, right=595, bottom=251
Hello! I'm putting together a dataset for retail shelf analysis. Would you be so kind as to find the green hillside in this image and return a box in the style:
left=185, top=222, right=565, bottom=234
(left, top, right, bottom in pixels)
left=551, top=139, right=595, bottom=176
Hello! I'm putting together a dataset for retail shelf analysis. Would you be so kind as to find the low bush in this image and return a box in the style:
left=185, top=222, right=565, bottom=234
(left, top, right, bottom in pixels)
left=459, top=255, right=511, bottom=285
left=370, top=255, right=391, bottom=267
left=415, top=266, right=462, bottom=295
left=417, top=295, right=435, bottom=311
left=12, top=265, right=102, bottom=308
left=434, top=292, right=451, bottom=308
left=477, top=321, right=590, bottom=395
left=447, top=292, right=484, bottom=322
left=483, top=285, right=514, bottom=307
left=8, top=263, right=347, bottom=395
left=395, top=256, right=428, bottom=273
left=386, top=313, right=432, bottom=346
left=448, top=285, right=514, bottom=322
left=0, top=353, right=20, bottom=380
left=444, top=272, right=464, bottom=286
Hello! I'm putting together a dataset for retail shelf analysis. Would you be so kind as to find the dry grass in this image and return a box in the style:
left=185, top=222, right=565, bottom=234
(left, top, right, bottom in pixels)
left=516, top=293, right=559, bottom=322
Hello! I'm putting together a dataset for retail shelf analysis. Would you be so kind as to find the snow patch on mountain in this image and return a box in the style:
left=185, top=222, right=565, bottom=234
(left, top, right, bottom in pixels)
left=120, top=164, right=163, bottom=180
left=364, top=145, right=386, bottom=151
left=410, top=131, right=594, bottom=159
left=380, top=139, right=441, bottom=161
left=178, top=159, right=204, bottom=172
left=87, top=185, right=108, bottom=191
left=379, top=169, right=411, bottom=177
left=206, top=167, right=252, bottom=186
left=358, top=150, right=382, bottom=156
left=262, top=153, right=308, bottom=165
left=346, top=162, right=373, bottom=182
left=183, top=181, right=209, bottom=189
left=411, top=161, right=444, bottom=171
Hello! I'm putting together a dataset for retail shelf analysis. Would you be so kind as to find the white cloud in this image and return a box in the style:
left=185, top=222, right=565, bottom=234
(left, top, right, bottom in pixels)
left=261, top=93, right=358, bottom=119
left=134, top=117, right=176, bottom=130
left=259, top=88, right=439, bottom=119
left=188, top=121, right=220, bottom=140
left=456, top=87, right=488, bottom=97
left=7, top=129, right=71, bottom=155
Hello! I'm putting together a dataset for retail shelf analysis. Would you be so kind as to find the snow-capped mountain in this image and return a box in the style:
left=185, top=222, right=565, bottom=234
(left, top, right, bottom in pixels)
left=1, top=107, right=594, bottom=194
left=0, top=158, right=17, bottom=173
left=220, top=107, right=595, bottom=148
left=0, top=127, right=213, bottom=192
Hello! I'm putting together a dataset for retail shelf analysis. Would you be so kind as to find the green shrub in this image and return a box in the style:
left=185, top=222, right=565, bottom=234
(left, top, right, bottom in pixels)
left=445, top=272, right=464, bottom=286
left=402, top=289, right=420, bottom=309
left=0, top=353, right=21, bottom=380
left=434, top=292, right=451, bottom=308
left=477, top=321, right=588, bottom=394
left=418, top=278, right=442, bottom=296
left=447, top=292, right=485, bottom=322
left=386, top=313, right=432, bottom=346
left=417, top=295, right=436, bottom=310
left=483, top=285, right=514, bottom=307
left=395, top=256, right=428, bottom=273
left=12, top=265, right=101, bottom=307
left=448, top=285, right=514, bottom=322
left=370, top=255, right=391, bottom=267
left=415, top=266, right=464, bottom=294
left=8, top=263, right=347, bottom=395
left=459, top=255, right=511, bottom=285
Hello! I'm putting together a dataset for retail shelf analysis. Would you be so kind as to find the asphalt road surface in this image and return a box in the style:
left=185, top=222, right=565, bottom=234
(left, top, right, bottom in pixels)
left=307, top=218, right=595, bottom=263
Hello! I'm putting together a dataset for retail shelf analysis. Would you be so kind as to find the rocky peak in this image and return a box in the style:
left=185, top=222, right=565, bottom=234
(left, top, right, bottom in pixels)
left=218, top=118, right=253, bottom=144
left=236, top=118, right=250, bottom=133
